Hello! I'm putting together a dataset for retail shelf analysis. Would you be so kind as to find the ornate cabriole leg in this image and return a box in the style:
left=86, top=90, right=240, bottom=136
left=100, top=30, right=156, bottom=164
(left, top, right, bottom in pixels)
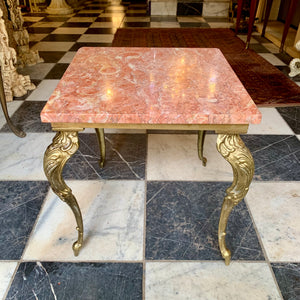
left=197, top=130, right=207, bottom=166
left=216, top=134, right=254, bottom=265
left=95, top=128, right=105, bottom=168
left=43, top=131, right=83, bottom=256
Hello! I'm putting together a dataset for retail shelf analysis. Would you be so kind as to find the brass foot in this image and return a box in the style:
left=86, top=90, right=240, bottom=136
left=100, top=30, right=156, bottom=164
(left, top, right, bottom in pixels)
left=44, top=131, right=84, bottom=256
left=197, top=130, right=207, bottom=166
left=95, top=128, right=106, bottom=168
left=216, top=134, right=254, bottom=265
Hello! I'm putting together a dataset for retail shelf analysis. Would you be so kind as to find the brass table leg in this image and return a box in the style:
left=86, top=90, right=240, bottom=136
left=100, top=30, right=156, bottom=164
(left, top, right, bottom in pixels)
left=216, top=134, right=254, bottom=265
left=95, top=128, right=105, bottom=168
left=43, top=131, right=83, bottom=256
left=197, top=130, right=207, bottom=166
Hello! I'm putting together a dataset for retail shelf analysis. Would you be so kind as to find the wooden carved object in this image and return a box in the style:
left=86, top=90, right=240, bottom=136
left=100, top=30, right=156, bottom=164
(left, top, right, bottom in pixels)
left=7, top=0, right=43, bottom=67
left=0, top=8, right=35, bottom=102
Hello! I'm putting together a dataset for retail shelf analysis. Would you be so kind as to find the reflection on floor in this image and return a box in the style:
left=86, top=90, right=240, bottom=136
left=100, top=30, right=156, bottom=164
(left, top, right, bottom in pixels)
left=0, top=0, right=300, bottom=299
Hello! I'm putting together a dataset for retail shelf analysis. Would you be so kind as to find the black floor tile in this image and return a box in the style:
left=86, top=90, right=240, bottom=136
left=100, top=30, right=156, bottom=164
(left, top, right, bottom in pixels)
left=177, top=3, right=203, bottom=16
left=243, top=135, right=300, bottom=180
left=62, top=133, right=147, bottom=180
left=23, top=21, right=35, bottom=27
left=180, top=22, right=210, bottom=28
left=276, top=107, right=300, bottom=134
left=0, top=181, right=49, bottom=259
left=41, top=34, right=81, bottom=42
left=146, top=181, right=264, bottom=261
left=27, top=27, right=56, bottom=34
left=0, top=101, right=51, bottom=133
left=69, top=42, right=112, bottom=51
left=45, top=63, right=69, bottom=79
left=95, top=17, right=122, bottom=22
left=40, top=16, right=71, bottom=22
left=6, top=262, right=143, bottom=299
left=252, top=35, right=272, bottom=44
left=204, top=17, right=229, bottom=22
left=275, top=52, right=293, bottom=65
left=150, top=16, right=177, bottom=22
left=272, top=263, right=300, bottom=300
left=85, top=27, right=117, bottom=34
left=62, top=22, right=93, bottom=27
left=38, top=51, right=66, bottom=63
left=248, top=43, right=271, bottom=53
left=125, top=13, right=148, bottom=17
left=73, top=13, right=102, bottom=17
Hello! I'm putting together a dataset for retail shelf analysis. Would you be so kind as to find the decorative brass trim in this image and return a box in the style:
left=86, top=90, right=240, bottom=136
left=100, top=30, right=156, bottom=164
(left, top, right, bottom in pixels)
left=43, top=131, right=83, bottom=256
left=197, top=130, right=207, bottom=166
left=95, top=128, right=105, bottom=168
left=216, top=134, right=254, bottom=265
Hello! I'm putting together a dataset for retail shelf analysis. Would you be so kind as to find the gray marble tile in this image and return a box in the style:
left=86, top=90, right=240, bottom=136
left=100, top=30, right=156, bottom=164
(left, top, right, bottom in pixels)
left=146, top=262, right=281, bottom=299
left=243, top=135, right=300, bottom=181
left=24, top=180, right=144, bottom=261
left=272, top=263, right=300, bottom=300
left=276, top=107, right=300, bottom=134
left=63, top=133, right=146, bottom=180
left=6, top=262, right=143, bottom=300
left=0, top=101, right=51, bottom=133
left=0, top=181, right=49, bottom=259
left=146, top=182, right=264, bottom=261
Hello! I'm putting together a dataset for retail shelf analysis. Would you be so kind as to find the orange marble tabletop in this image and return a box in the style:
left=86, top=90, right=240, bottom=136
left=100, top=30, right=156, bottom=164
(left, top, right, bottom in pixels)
left=41, top=47, right=261, bottom=125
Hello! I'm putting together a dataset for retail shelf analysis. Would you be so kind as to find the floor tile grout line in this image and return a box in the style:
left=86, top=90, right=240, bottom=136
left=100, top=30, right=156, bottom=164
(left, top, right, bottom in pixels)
left=244, top=195, right=284, bottom=299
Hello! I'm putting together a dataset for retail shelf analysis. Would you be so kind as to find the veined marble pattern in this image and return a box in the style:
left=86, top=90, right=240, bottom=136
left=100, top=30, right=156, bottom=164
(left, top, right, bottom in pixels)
left=23, top=180, right=145, bottom=261
left=147, top=134, right=233, bottom=181
left=0, top=262, right=18, bottom=299
left=6, top=262, right=143, bottom=299
left=0, top=101, right=22, bottom=129
left=0, top=133, right=54, bottom=180
left=246, top=182, right=300, bottom=261
left=258, top=53, right=287, bottom=66
left=145, top=262, right=281, bottom=299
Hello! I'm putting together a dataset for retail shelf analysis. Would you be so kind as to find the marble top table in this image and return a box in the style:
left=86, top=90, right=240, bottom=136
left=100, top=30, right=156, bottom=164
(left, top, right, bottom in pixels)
left=41, top=47, right=261, bottom=265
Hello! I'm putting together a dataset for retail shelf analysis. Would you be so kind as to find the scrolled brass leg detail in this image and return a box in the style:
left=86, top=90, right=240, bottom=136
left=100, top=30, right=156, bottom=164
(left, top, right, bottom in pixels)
left=216, top=134, right=254, bottom=265
left=197, top=130, right=207, bottom=166
left=95, top=128, right=105, bottom=168
left=43, top=131, right=83, bottom=256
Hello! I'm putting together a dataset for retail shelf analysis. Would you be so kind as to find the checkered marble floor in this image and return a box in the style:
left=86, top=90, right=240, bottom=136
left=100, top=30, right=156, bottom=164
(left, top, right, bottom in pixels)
left=1, top=0, right=300, bottom=299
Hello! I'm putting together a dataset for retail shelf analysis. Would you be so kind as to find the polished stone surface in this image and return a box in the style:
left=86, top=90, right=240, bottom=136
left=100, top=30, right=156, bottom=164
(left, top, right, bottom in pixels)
left=146, top=182, right=264, bottom=260
left=23, top=181, right=144, bottom=260
left=6, top=262, right=143, bottom=299
left=246, top=182, right=300, bottom=261
left=0, top=181, right=49, bottom=259
left=272, top=263, right=300, bottom=300
left=41, top=48, right=261, bottom=125
left=277, top=107, right=300, bottom=134
left=146, top=262, right=281, bottom=299
left=243, top=135, right=300, bottom=181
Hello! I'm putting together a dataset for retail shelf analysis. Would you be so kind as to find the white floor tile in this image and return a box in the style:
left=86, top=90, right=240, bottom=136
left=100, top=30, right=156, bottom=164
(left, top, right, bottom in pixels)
left=237, top=35, right=259, bottom=44
left=124, top=17, right=150, bottom=22
left=150, top=22, right=180, bottom=28
left=0, top=262, right=18, bottom=299
left=258, top=53, right=286, bottom=66
left=246, top=182, right=300, bottom=261
left=77, top=34, right=114, bottom=43
left=147, top=134, right=232, bottom=181
left=0, top=101, right=23, bottom=129
left=208, top=22, right=232, bottom=28
left=248, top=107, right=294, bottom=135
left=29, top=33, right=48, bottom=42
left=67, top=17, right=97, bottom=22
left=31, top=22, right=64, bottom=28
left=177, top=16, right=205, bottom=22
left=23, top=16, right=45, bottom=22
left=31, top=42, right=75, bottom=52
left=58, top=51, right=77, bottom=63
left=261, top=43, right=280, bottom=53
left=52, top=27, right=88, bottom=34
left=101, top=13, right=125, bottom=17
left=23, top=180, right=145, bottom=261
left=145, top=262, right=281, bottom=299
left=90, top=22, right=119, bottom=28
left=18, top=63, right=55, bottom=80
left=27, top=80, right=60, bottom=101
left=0, top=133, right=55, bottom=180
left=297, top=135, right=300, bottom=141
